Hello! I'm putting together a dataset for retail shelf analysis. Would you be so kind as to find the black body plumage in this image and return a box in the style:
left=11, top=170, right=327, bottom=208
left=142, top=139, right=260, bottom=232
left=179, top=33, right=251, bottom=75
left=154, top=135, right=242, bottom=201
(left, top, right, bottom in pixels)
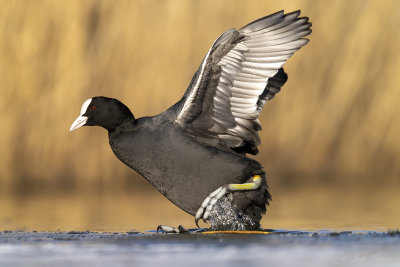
left=71, top=10, right=311, bottom=230
left=108, top=113, right=270, bottom=226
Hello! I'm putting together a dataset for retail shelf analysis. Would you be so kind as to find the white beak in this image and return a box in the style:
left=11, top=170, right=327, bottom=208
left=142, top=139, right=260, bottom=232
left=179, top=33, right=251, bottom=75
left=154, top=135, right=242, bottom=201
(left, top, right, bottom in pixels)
left=70, top=115, right=88, bottom=131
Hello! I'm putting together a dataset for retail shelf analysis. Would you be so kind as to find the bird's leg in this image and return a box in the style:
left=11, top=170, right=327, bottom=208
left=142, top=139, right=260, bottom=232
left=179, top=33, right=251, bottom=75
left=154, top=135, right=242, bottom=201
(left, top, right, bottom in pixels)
left=195, top=175, right=263, bottom=227
left=157, top=225, right=189, bottom=234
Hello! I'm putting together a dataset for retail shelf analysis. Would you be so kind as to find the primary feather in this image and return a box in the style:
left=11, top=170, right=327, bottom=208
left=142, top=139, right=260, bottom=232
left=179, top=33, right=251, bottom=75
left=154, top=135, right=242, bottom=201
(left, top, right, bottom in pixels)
left=175, top=10, right=311, bottom=155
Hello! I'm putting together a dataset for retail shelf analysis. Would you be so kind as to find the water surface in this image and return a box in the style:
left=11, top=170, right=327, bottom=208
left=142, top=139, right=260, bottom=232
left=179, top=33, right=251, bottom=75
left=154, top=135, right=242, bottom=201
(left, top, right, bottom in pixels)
left=1, top=230, right=399, bottom=267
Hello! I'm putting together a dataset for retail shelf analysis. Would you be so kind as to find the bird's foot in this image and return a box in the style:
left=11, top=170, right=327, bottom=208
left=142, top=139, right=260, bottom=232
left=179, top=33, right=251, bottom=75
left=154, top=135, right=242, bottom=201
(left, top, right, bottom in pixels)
left=194, top=175, right=263, bottom=227
left=157, top=225, right=189, bottom=234
left=195, top=185, right=232, bottom=227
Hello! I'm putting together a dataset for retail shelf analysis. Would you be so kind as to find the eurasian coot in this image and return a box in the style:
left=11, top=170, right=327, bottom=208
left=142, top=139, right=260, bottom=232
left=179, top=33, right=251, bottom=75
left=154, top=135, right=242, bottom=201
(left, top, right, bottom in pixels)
left=70, top=10, right=311, bottom=231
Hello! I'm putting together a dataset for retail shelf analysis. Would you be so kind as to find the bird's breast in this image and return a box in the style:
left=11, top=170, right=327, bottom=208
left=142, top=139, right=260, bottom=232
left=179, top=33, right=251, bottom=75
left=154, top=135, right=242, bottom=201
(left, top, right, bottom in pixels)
left=109, top=122, right=261, bottom=215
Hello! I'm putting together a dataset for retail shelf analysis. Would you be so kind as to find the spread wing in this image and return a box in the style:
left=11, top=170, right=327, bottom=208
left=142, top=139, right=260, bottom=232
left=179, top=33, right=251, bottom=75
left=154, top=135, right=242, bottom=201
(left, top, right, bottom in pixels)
left=174, top=10, right=311, bottom=154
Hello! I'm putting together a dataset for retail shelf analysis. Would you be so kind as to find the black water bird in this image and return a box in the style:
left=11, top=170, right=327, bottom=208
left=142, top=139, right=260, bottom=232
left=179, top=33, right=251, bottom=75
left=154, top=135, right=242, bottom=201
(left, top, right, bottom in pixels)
left=70, top=10, right=311, bottom=231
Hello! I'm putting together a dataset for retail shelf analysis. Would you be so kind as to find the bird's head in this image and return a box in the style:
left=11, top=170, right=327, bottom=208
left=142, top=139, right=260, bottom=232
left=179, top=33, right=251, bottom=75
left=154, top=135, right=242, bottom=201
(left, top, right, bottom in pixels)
left=70, top=96, right=134, bottom=132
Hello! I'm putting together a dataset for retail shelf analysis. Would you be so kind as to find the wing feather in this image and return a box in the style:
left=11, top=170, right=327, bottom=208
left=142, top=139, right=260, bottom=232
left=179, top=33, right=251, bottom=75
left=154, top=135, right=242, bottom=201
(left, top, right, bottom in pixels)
left=174, top=10, right=311, bottom=154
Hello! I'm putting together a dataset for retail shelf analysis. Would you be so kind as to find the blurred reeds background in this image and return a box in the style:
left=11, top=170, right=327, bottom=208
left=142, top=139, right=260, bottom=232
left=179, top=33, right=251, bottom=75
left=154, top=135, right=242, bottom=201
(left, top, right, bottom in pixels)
left=0, top=0, right=399, bottom=231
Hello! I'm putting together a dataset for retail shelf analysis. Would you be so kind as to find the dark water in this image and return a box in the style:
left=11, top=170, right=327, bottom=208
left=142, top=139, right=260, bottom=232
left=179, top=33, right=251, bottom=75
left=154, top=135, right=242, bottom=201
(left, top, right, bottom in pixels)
left=1, top=229, right=399, bottom=267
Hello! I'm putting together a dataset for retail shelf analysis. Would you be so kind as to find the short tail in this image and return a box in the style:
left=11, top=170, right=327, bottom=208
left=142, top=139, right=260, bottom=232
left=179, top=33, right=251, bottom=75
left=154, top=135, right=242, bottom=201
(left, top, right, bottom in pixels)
left=232, top=172, right=271, bottom=229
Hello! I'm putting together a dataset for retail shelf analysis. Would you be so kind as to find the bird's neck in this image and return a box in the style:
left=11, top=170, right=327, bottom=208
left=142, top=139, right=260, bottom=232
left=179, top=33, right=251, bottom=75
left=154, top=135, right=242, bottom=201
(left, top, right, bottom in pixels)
left=103, top=113, right=135, bottom=132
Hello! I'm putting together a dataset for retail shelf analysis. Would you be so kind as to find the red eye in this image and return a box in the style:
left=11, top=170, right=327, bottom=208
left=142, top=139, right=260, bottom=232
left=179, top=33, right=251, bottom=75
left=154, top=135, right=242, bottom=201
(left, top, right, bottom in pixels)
left=91, top=105, right=96, bottom=111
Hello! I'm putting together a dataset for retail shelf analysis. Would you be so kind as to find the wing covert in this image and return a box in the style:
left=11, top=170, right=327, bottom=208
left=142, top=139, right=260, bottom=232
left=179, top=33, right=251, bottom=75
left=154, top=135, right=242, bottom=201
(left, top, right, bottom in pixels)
left=175, top=10, right=311, bottom=154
